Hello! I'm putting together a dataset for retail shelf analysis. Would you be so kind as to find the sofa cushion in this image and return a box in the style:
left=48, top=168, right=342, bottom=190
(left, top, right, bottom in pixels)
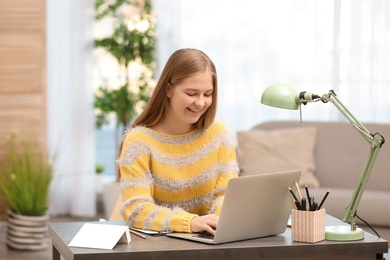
left=237, top=127, right=320, bottom=188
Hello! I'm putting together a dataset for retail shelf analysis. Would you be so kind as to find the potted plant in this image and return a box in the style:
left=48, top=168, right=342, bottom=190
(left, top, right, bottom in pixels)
left=94, top=0, right=156, bottom=145
left=0, top=134, right=53, bottom=250
left=93, top=0, right=156, bottom=217
left=95, top=163, right=105, bottom=194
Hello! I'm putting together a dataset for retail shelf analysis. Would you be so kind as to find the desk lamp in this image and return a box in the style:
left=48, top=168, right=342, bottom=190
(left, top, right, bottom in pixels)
left=261, top=83, right=385, bottom=241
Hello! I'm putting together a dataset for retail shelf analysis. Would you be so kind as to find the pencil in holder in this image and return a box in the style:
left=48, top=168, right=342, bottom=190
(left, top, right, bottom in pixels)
left=291, top=208, right=325, bottom=243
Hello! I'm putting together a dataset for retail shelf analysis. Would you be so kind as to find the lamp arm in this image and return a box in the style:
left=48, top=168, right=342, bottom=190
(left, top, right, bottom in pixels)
left=322, top=90, right=385, bottom=226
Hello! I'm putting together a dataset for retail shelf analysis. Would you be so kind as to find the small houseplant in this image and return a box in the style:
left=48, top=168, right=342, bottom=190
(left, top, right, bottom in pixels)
left=95, top=163, right=105, bottom=194
left=0, top=134, right=53, bottom=250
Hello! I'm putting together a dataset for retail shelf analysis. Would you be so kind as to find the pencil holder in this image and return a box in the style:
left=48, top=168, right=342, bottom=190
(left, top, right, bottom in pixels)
left=291, top=208, right=325, bottom=243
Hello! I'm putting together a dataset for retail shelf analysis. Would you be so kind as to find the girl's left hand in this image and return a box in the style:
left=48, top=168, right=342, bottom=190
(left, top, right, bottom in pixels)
left=190, top=214, right=219, bottom=235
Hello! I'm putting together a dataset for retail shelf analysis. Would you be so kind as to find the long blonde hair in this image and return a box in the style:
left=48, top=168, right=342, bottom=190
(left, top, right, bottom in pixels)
left=133, top=48, right=218, bottom=129
left=116, top=48, right=218, bottom=181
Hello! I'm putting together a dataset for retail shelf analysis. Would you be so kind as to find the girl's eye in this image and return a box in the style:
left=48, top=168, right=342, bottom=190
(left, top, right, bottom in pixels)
left=186, top=92, right=213, bottom=97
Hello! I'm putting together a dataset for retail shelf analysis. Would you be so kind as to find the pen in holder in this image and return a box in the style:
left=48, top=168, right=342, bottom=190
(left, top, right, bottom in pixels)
left=291, top=208, right=325, bottom=243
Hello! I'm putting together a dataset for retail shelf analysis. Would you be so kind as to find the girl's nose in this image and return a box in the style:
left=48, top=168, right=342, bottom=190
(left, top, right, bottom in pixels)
left=195, top=97, right=205, bottom=107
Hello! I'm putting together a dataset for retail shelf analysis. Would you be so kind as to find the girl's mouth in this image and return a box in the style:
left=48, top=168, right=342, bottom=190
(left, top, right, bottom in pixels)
left=188, top=108, right=201, bottom=113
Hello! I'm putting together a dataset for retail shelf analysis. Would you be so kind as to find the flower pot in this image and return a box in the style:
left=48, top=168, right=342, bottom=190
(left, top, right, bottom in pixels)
left=6, top=210, right=50, bottom=251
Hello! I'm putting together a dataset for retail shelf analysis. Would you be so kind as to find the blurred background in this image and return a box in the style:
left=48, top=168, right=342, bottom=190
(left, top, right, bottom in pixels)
left=0, top=0, right=389, bottom=218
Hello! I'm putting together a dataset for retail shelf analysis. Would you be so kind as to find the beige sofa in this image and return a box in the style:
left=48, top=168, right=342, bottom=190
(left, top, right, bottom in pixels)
left=237, top=121, right=390, bottom=242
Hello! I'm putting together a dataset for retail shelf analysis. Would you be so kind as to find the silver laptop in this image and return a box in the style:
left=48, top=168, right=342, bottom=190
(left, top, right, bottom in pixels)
left=166, top=170, right=301, bottom=244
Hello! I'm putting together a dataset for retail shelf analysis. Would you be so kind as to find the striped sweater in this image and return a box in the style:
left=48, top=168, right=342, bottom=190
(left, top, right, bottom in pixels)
left=118, top=121, right=239, bottom=233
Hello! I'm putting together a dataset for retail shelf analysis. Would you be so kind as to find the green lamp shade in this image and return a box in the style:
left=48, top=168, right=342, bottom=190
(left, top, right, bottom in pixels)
left=261, top=83, right=299, bottom=110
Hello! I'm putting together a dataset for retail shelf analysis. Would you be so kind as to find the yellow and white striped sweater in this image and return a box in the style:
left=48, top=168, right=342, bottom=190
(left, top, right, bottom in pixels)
left=118, top=121, right=239, bottom=233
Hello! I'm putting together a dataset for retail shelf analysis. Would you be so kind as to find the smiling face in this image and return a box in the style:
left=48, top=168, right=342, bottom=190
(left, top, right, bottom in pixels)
left=159, top=71, right=214, bottom=135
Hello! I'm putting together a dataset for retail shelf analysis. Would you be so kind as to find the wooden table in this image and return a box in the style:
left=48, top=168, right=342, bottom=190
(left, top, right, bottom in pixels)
left=48, top=215, right=388, bottom=260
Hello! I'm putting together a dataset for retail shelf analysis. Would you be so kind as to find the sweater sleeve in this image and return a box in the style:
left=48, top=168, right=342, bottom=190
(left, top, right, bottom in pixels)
left=118, top=131, right=198, bottom=233
left=208, top=126, right=240, bottom=215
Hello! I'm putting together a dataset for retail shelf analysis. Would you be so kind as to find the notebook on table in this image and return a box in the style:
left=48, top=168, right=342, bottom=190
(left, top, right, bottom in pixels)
left=166, top=170, right=301, bottom=244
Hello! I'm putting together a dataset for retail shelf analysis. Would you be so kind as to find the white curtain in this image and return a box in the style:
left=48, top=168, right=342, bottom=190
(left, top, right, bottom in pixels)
left=46, top=0, right=96, bottom=216
left=342, top=0, right=390, bottom=122
left=152, top=0, right=390, bottom=136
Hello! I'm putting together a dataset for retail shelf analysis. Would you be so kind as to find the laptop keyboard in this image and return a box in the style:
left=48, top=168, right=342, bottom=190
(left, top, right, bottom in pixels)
left=193, top=232, right=214, bottom=240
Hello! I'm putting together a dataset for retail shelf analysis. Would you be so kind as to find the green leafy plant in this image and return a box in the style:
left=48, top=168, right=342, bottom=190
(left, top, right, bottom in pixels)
left=96, top=163, right=105, bottom=175
left=0, top=135, right=53, bottom=216
left=94, top=0, right=156, bottom=132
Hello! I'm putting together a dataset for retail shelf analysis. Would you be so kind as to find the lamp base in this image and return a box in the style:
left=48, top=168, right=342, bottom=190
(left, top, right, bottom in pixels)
left=325, top=226, right=364, bottom=241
